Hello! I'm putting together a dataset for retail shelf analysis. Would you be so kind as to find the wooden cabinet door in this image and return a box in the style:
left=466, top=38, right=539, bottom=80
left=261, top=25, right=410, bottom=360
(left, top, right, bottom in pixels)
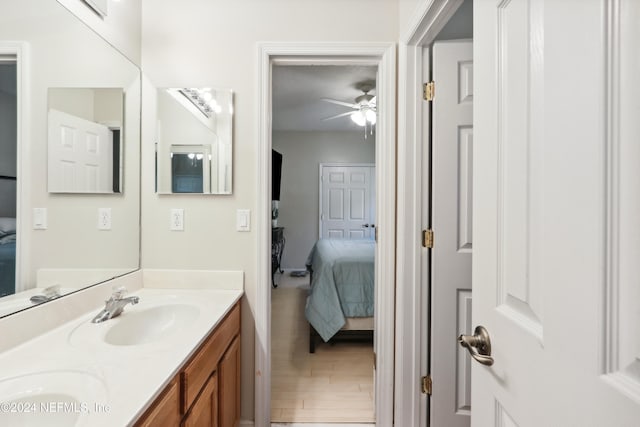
left=135, top=379, right=180, bottom=427
left=182, top=372, right=218, bottom=427
left=218, top=337, right=240, bottom=427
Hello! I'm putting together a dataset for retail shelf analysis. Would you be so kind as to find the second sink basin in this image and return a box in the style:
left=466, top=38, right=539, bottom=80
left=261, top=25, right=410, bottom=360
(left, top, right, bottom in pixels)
left=104, top=304, right=199, bottom=346
left=0, top=370, right=108, bottom=427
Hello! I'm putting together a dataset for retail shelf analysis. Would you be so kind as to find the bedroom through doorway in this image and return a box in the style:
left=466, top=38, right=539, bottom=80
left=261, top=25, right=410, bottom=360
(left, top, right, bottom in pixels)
left=270, top=64, right=378, bottom=424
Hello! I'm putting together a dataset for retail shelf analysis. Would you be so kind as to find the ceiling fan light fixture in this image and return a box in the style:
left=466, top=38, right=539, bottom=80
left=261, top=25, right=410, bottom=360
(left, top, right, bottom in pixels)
left=351, top=111, right=366, bottom=126
left=365, top=109, right=376, bottom=124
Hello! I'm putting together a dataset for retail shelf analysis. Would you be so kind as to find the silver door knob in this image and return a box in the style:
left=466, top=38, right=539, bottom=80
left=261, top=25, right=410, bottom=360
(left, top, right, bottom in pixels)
left=458, top=325, right=494, bottom=366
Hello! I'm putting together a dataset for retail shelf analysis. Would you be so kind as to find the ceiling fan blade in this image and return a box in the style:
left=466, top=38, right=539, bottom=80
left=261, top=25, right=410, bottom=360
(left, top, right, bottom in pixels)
left=370, top=96, right=377, bottom=107
left=321, top=98, right=359, bottom=109
left=321, top=111, right=355, bottom=121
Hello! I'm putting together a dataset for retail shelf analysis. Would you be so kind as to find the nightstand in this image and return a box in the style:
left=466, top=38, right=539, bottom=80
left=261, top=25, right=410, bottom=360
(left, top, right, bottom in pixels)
left=271, top=227, right=285, bottom=288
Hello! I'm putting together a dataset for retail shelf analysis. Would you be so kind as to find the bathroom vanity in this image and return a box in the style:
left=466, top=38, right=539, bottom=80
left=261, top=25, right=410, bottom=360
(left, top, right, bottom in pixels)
left=0, top=270, right=243, bottom=427
left=135, top=301, right=240, bottom=427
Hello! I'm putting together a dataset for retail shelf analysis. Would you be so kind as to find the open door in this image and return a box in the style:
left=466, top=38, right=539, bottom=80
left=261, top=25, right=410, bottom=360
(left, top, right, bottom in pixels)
left=471, top=1, right=640, bottom=425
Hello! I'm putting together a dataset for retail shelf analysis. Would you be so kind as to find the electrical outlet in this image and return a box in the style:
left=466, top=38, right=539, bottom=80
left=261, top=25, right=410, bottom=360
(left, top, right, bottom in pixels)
left=171, top=208, right=184, bottom=231
left=98, top=208, right=112, bottom=230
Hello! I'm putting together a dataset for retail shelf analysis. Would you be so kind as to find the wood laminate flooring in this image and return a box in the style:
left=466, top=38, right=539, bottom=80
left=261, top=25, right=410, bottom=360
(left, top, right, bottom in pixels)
left=270, top=272, right=375, bottom=423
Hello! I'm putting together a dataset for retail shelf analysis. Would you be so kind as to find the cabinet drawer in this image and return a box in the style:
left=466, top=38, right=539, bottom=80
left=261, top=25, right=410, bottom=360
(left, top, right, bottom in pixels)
left=134, top=377, right=180, bottom=427
left=181, top=303, right=240, bottom=413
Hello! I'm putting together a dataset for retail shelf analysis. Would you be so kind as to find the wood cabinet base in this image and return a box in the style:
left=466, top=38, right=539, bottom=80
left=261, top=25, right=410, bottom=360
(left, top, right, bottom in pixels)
left=134, top=302, right=241, bottom=427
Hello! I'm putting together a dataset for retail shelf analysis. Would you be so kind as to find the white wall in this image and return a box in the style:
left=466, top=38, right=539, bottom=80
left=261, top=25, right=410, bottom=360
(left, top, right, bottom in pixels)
left=48, top=88, right=122, bottom=124
left=140, top=0, right=398, bottom=421
left=56, top=0, right=142, bottom=65
left=273, top=130, right=375, bottom=269
left=399, top=0, right=425, bottom=38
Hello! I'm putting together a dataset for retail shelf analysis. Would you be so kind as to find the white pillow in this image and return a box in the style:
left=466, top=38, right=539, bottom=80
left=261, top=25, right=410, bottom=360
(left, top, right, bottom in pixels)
left=0, top=217, right=16, bottom=233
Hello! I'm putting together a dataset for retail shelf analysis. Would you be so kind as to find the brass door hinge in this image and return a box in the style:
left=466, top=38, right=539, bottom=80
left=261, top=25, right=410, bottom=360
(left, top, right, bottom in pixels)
left=421, top=375, right=432, bottom=395
left=423, top=81, right=435, bottom=101
left=422, top=229, right=434, bottom=248
left=375, top=227, right=378, bottom=243
left=373, top=352, right=377, bottom=370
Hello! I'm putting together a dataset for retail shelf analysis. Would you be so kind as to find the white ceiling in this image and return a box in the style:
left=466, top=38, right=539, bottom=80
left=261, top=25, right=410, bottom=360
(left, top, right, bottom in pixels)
left=272, top=65, right=377, bottom=132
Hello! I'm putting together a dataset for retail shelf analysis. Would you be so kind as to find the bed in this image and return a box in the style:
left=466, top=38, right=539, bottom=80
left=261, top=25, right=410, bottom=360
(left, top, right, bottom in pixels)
left=0, top=217, right=16, bottom=298
left=304, top=239, right=375, bottom=353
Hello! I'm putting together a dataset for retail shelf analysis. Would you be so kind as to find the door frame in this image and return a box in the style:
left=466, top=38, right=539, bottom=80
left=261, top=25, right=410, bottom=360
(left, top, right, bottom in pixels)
left=255, top=42, right=396, bottom=426
left=0, top=42, right=29, bottom=293
left=318, top=162, right=375, bottom=239
left=395, top=1, right=466, bottom=426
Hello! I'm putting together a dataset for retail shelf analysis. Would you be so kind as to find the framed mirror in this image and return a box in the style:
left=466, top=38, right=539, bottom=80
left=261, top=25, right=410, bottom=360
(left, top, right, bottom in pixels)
left=155, top=87, right=233, bottom=194
left=0, top=0, right=141, bottom=317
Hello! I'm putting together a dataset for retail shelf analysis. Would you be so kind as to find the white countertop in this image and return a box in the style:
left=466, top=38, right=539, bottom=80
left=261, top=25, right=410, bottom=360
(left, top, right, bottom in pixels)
left=0, top=287, right=243, bottom=426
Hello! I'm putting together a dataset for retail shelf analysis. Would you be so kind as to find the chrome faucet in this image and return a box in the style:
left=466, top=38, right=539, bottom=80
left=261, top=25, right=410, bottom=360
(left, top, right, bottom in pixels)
left=91, top=287, right=139, bottom=323
left=30, top=285, right=61, bottom=304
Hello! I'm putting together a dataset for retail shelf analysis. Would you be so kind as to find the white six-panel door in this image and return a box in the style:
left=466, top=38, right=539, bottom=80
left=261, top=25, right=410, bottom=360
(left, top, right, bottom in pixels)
left=319, top=164, right=375, bottom=240
left=472, top=0, right=640, bottom=426
left=48, top=109, right=113, bottom=193
left=430, top=39, right=473, bottom=427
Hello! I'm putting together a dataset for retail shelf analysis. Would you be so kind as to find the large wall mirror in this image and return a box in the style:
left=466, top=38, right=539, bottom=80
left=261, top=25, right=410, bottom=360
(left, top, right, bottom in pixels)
left=155, top=87, right=233, bottom=195
left=0, top=0, right=141, bottom=317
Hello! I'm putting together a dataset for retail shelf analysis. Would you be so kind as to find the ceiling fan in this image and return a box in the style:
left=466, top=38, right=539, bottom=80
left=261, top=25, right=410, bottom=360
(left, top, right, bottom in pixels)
left=321, top=83, right=377, bottom=127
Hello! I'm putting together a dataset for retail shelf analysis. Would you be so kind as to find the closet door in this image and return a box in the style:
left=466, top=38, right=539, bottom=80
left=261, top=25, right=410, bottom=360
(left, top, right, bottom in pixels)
left=320, top=164, right=375, bottom=240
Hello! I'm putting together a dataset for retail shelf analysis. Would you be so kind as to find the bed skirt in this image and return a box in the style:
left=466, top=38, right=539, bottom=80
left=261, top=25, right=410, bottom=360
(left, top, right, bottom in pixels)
left=309, top=316, right=374, bottom=353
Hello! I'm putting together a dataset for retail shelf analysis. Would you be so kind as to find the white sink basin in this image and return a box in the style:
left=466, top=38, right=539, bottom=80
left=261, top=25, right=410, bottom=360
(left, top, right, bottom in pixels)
left=0, top=370, right=108, bottom=427
left=69, top=300, right=201, bottom=348
left=103, top=304, right=200, bottom=346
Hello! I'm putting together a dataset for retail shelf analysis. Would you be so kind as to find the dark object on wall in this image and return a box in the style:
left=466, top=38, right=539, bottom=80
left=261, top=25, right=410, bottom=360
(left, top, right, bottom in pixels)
left=112, top=129, right=121, bottom=193
left=272, top=149, right=283, bottom=200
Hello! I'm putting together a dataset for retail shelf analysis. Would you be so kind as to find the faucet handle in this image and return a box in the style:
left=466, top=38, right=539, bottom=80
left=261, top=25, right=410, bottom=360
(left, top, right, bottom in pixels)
left=111, top=286, right=128, bottom=300
left=42, top=285, right=61, bottom=299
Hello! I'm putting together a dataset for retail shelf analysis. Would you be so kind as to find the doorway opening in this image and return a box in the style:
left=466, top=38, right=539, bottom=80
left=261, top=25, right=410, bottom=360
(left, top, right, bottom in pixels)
left=0, top=53, right=17, bottom=298
left=255, top=43, right=396, bottom=427
left=426, top=3, right=474, bottom=427
left=395, top=1, right=473, bottom=426
left=270, top=64, right=377, bottom=423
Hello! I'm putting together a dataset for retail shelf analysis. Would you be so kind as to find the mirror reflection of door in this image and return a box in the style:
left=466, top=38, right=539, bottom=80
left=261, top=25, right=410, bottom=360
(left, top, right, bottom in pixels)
left=47, top=88, right=124, bottom=194
left=0, top=56, right=17, bottom=298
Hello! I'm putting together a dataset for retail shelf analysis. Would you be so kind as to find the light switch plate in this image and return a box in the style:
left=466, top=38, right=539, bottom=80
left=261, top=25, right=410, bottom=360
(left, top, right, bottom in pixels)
left=237, top=209, right=250, bottom=231
left=33, top=208, right=47, bottom=230
left=171, top=209, right=184, bottom=231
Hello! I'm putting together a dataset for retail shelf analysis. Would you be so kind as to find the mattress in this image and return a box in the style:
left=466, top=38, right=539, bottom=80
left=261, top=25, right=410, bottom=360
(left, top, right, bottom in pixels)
left=304, top=239, right=375, bottom=341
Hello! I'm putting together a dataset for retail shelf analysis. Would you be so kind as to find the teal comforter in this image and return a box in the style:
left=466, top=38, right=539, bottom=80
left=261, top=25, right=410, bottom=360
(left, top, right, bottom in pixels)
left=304, top=239, right=375, bottom=342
